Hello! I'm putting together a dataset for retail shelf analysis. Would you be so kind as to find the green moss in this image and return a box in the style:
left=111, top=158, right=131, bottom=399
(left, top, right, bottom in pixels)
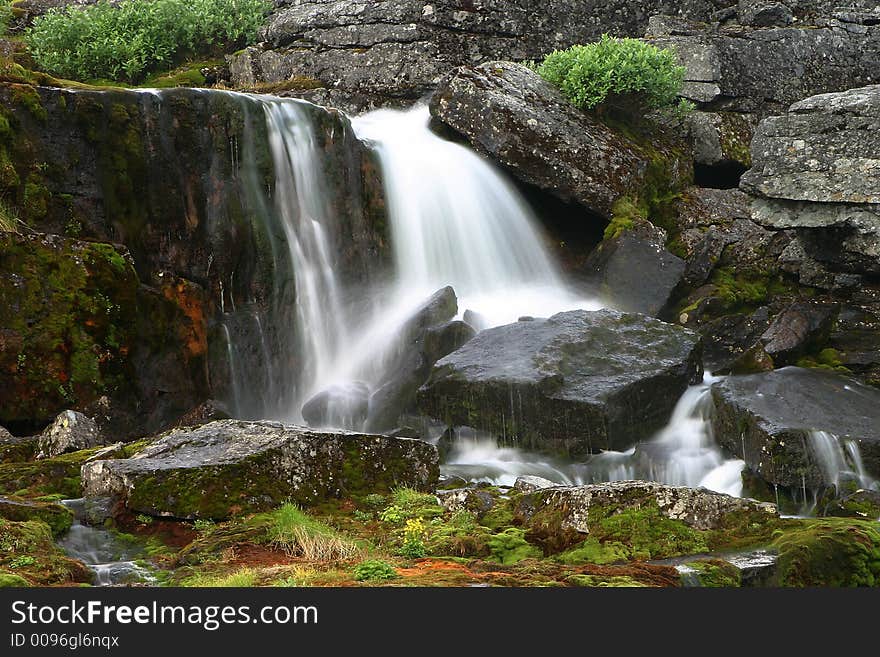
left=771, top=518, right=880, bottom=587
left=556, top=538, right=632, bottom=565
left=796, top=348, right=852, bottom=374
left=566, top=573, right=648, bottom=587
left=0, top=445, right=104, bottom=498
left=0, top=498, right=74, bottom=536
left=718, top=112, right=753, bottom=167
left=0, top=572, right=30, bottom=587
left=9, top=84, right=46, bottom=121
left=0, top=518, right=91, bottom=585
left=424, top=511, right=492, bottom=558
left=487, top=527, right=542, bottom=565
left=587, top=502, right=708, bottom=560
left=140, top=61, right=219, bottom=89
left=685, top=559, right=741, bottom=587
left=603, top=197, right=642, bottom=240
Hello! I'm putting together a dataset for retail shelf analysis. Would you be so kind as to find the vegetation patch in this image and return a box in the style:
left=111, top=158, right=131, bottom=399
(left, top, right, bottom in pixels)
left=25, top=0, right=271, bottom=83
left=266, top=503, right=362, bottom=561
left=0, top=518, right=91, bottom=585
left=537, top=36, right=689, bottom=119
left=352, top=559, right=398, bottom=582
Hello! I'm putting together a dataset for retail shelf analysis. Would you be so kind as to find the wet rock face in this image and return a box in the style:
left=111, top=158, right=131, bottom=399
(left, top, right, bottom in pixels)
left=582, top=222, right=686, bottom=317
left=0, top=233, right=210, bottom=434
left=741, top=85, right=880, bottom=277
left=417, top=309, right=703, bottom=458
left=514, top=480, right=778, bottom=534
left=429, top=61, right=691, bottom=221
left=710, top=367, right=880, bottom=489
left=81, top=419, right=440, bottom=520
left=230, top=0, right=733, bottom=110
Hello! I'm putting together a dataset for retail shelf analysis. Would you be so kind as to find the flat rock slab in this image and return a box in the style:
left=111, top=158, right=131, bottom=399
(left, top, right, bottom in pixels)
left=81, top=420, right=439, bottom=520
left=417, top=309, right=703, bottom=457
left=711, top=366, right=880, bottom=488
left=514, top=480, right=778, bottom=535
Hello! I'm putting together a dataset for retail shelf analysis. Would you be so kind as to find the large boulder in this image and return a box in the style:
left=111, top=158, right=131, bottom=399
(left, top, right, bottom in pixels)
left=741, top=85, right=880, bottom=277
left=37, top=410, right=104, bottom=459
left=710, top=367, right=880, bottom=489
left=514, top=480, right=778, bottom=535
left=230, top=0, right=734, bottom=110
left=417, top=309, right=703, bottom=457
left=81, top=420, right=439, bottom=520
left=429, top=61, right=691, bottom=220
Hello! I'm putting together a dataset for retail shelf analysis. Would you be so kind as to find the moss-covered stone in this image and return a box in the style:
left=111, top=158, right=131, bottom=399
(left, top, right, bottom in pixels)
left=0, top=445, right=104, bottom=498
left=0, top=518, right=92, bottom=585
left=771, top=518, right=880, bottom=587
left=0, top=496, right=74, bottom=536
left=684, top=559, right=742, bottom=587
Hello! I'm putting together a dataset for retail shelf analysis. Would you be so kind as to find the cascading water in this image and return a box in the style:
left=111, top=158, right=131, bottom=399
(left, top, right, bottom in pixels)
left=806, top=430, right=877, bottom=492
left=443, top=375, right=746, bottom=497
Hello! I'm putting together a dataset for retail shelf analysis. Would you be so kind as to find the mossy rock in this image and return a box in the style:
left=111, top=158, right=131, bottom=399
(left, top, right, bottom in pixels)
left=771, top=518, right=880, bottom=587
left=0, top=444, right=105, bottom=498
left=0, top=496, right=73, bottom=536
left=0, top=518, right=92, bottom=585
left=0, top=571, right=30, bottom=587
left=683, top=559, right=742, bottom=587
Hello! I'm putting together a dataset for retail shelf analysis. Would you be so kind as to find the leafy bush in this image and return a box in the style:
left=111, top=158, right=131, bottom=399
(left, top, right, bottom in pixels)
left=25, top=0, right=270, bottom=82
left=537, top=36, right=687, bottom=116
left=352, top=559, right=398, bottom=582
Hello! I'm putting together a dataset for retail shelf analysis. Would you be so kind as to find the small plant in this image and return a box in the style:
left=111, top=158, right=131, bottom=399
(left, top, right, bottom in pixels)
left=397, top=518, right=427, bottom=559
left=0, top=199, right=19, bottom=233
left=186, top=567, right=258, bottom=587
left=379, top=488, right=443, bottom=524
left=8, top=555, right=36, bottom=569
left=266, top=503, right=360, bottom=561
left=192, top=519, right=215, bottom=533
left=352, top=509, right=373, bottom=522
left=362, top=494, right=386, bottom=510
left=537, top=36, right=687, bottom=118
left=352, top=559, right=398, bottom=582
left=135, top=513, right=153, bottom=525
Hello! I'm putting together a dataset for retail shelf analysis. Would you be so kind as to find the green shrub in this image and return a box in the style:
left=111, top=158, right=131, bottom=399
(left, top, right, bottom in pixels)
left=352, top=559, right=398, bottom=582
left=25, top=0, right=271, bottom=83
left=537, top=36, right=686, bottom=116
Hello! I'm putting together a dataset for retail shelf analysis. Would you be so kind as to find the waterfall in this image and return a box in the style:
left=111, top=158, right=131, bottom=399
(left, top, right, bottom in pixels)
left=351, top=105, right=595, bottom=328
left=806, top=430, right=877, bottom=491
left=443, top=374, right=747, bottom=496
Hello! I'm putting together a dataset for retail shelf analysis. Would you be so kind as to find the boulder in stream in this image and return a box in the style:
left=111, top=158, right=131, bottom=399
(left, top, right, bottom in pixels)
left=81, top=419, right=439, bottom=520
left=710, top=367, right=880, bottom=489
left=417, top=309, right=703, bottom=457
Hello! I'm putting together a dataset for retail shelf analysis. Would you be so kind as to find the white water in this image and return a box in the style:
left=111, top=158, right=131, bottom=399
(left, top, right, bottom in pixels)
left=352, top=105, right=598, bottom=328
left=443, top=375, right=746, bottom=497
left=806, top=430, right=877, bottom=491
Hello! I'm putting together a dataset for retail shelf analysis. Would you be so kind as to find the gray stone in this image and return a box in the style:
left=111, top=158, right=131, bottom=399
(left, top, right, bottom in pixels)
left=688, top=111, right=758, bottom=169
left=742, top=85, right=880, bottom=276
left=230, top=0, right=735, bottom=109
left=738, top=1, right=793, bottom=27
left=81, top=420, right=439, bottom=520
left=436, top=488, right=495, bottom=516
left=429, top=61, right=690, bottom=219
left=512, top=475, right=558, bottom=494
left=514, top=480, right=778, bottom=535
left=301, top=382, right=371, bottom=430
left=710, top=367, right=880, bottom=488
left=417, top=308, right=703, bottom=457
left=37, top=410, right=103, bottom=459
left=583, top=223, right=686, bottom=316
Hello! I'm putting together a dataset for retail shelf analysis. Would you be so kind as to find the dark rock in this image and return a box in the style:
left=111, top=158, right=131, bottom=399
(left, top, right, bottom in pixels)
left=514, top=480, right=778, bottom=535
left=699, top=308, right=774, bottom=374
left=710, top=367, right=880, bottom=488
left=742, top=85, right=880, bottom=276
left=429, top=61, right=691, bottom=220
left=173, top=400, right=232, bottom=428
left=824, top=489, right=880, bottom=519
left=759, top=301, right=838, bottom=364
left=583, top=222, right=686, bottom=316
left=81, top=419, right=439, bottom=520
left=463, top=309, right=489, bottom=332
left=365, top=287, right=473, bottom=432
left=417, top=309, right=703, bottom=458
left=37, top=411, right=103, bottom=459
left=302, top=382, right=371, bottom=430
left=0, top=497, right=74, bottom=536
left=738, top=1, right=793, bottom=26
left=688, top=111, right=758, bottom=170
left=230, top=0, right=735, bottom=109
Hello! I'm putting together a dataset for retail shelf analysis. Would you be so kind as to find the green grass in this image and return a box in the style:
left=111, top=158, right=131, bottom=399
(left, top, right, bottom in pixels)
left=185, top=567, right=258, bottom=587
left=266, top=503, right=361, bottom=562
